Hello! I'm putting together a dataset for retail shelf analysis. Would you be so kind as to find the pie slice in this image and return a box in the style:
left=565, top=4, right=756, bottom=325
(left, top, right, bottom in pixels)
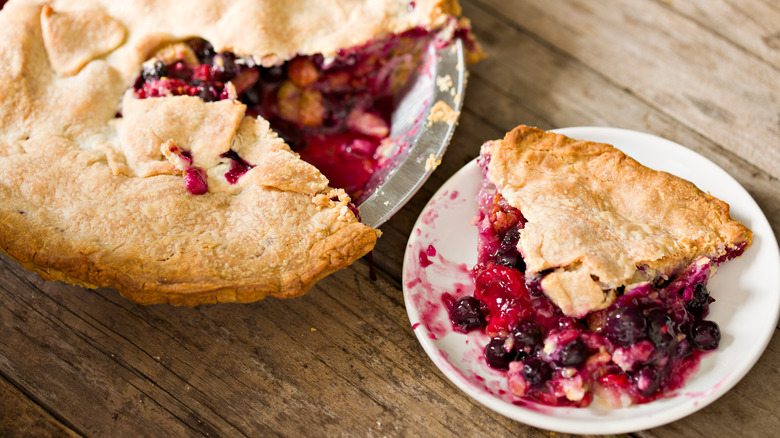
left=0, top=1, right=481, bottom=305
left=448, top=125, right=752, bottom=407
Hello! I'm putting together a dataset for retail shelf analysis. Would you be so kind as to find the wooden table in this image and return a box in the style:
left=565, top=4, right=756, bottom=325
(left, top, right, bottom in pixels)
left=2, top=0, right=778, bottom=436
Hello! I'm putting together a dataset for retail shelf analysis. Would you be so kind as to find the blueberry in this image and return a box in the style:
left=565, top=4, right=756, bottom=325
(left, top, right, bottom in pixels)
left=167, top=61, right=191, bottom=80
left=449, top=296, right=485, bottom=332
left=605, top=307, right=647, bottom=347
left=484, top=337, right=518, bottom=370
left=187, top=37, right=215, bottom=63
left=511, top=320, right=544, bottom=354
left=141, top=60, right=168, bottom=81
left=633, top=366, right=662, bottom=396
left=686, top=284, right=711, bottom=317
left=646, top=309, right=677, bottom=352
left=557, top=317, right=581, bottom=331
left=691, top=320, right=720, bottom=350
left=521, top=357, right=552, bottom=386
left=499, top=226, right=520, bottom=249
left=556, top=339, right=588, bottom=368
left=675, top=337, right=694, bottom=359
left=496, top=227, right=524, bottom=270
left=196, top=84, right=219, bottom=102
left=212, top=52, right=239, bottom=81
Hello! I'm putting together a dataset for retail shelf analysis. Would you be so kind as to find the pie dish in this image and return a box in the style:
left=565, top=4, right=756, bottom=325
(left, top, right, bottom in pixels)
left=448, top=126, right=752, bottom=407
left=0, top=0, right=481, bottom=305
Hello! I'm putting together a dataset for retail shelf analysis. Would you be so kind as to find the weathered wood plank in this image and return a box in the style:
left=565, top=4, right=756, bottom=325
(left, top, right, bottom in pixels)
left=469, top=0, right=780, bottom=179
left=0, top=376, right=80, bottom=437
left=0, top=257, right=216, bottom=437
left=659, top=0, right=780, bottom=69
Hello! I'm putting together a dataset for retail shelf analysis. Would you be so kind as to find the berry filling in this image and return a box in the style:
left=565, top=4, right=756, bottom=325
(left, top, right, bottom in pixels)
left=132, top=30, right=435, bottom=198
left=220, top=150, right=255, bottom=185
left=446, top=165, right=749, bottom=408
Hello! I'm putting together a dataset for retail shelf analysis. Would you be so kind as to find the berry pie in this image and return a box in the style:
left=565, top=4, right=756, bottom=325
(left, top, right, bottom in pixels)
left=448, top=125, right=752, bottom=407
left=0, top=0, right=480, bottom=305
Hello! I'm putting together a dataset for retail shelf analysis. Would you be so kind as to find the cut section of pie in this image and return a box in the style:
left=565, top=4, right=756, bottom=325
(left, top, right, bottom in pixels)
left=448, top=125, right=752, bottom=407
left=0, top=1, right=481, bottom=305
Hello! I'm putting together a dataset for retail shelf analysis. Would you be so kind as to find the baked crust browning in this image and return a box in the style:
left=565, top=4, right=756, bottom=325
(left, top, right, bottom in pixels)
left=0, top=132, right=378, bottom=305
left=484, top=125, right=752, bottom=317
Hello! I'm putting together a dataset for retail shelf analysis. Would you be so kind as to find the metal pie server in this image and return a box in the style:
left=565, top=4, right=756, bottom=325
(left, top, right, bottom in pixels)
left=358, top=39, right=466, bottom=228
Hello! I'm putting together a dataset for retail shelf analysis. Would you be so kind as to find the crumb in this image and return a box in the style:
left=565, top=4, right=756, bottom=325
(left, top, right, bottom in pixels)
left=436, top=74, right=453, bottom=92
left=425, top=153, right=442, bottom=171
left=427, top=100, right=459, bottom=126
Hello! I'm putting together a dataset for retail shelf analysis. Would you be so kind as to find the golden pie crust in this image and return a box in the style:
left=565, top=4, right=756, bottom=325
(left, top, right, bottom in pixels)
left=0, top=0, right=469, bottom=305
left=483, top=125, right=753, bottom=317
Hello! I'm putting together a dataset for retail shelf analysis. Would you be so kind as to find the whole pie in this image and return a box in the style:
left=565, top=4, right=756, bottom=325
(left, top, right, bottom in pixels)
left=447, top=125, right=752, bottom=407
left=0, top=0, right=481, bottom=305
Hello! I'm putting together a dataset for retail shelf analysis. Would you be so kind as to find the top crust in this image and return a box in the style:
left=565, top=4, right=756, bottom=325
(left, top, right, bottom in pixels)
left=0, top=0, right=466, bottom=304
left=484, top=125, right=752, bottom=317
left=40, top=4, right=126, bottom=76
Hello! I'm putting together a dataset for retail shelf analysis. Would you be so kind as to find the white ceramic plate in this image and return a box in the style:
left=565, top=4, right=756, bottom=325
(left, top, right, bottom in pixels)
left=402, top=127, right=780, bottom=434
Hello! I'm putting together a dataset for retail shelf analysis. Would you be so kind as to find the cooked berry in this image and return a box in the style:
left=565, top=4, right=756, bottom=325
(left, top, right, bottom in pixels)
left=496, top=226, right=523, bottom=269
left=605, top=307, right=647, bottom=347
left=522, top=357, right=552, bottom=386
left=557, top=317, right=582, bottom=331
left=646, top=309, right=677, bottom=352
left=212, top=52, right=239, bottom=81
left=184, top=167, right=208, bottom=195
left=556, top=339, right=588, bottom=368
left=141, top=60, right=168, bottom=81
left=691, top=320, right=720, bottom=350
left=231, top=68, right=261, bottom=96
left=686, top=283, right=710, bottom=317
left=194, top=84, right=218, bottom=102
left=167, top=61, right=192, bottom=79
left=675, top=337, right=694, bottom=359
left=449, top=296, right=485, bottom=332
left=287, top=57, right=320, bottom=87
left=499, top=226, right=521, bottom=251
left=511, top=320, right=543, bottom=354
left=633, top=366, right=662, bottom=396
left=187, top=38, right=215, bottom=63
left=221, top=150, right=255, bottom=184
left=484, top=337, right=517, bottom=370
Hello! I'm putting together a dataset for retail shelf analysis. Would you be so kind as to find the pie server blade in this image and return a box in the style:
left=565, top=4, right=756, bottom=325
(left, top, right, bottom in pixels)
left=357, top=39, right=466, bottom=228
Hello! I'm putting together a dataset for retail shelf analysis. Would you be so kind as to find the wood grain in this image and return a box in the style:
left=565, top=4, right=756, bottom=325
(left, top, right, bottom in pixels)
left=473, top=0, right=780, bottom=179
left=2, top=0, right=779, bottom=436
left=0, top=376, right=78, bottom=437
